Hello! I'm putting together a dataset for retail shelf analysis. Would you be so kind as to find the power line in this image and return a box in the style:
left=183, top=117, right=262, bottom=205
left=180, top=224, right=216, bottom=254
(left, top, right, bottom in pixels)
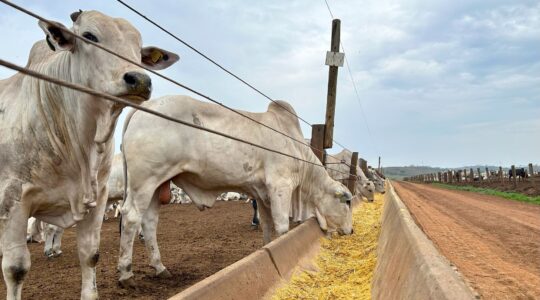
left=0, top=0, right=361, bottom=178
left=0, top=0, right=351, bottom=165
left=115, top=0, right=352, bottom=151
left=0, top=58, right=356, bottom=179
left=116, top=0, right=313, bottom=126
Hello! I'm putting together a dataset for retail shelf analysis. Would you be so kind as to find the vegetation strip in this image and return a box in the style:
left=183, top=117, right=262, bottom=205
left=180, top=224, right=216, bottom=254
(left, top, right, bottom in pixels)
left=272, top=194, right=384, bottom=300
left=432, top=183, right=540, bottom=205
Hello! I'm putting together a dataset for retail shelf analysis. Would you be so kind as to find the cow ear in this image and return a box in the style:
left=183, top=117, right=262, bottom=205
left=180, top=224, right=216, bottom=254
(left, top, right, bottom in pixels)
left=38, top=20, right=75, bottom=52
left=141, top=46, right=179, bottom=70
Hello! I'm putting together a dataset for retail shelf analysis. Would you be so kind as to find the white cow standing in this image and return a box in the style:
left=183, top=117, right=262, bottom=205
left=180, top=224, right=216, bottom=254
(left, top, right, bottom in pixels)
left=325, top=150, right=376, bottom=202
left=0, top=11, right=178, bottom=300
left=117, top=96, right=353, bottom=288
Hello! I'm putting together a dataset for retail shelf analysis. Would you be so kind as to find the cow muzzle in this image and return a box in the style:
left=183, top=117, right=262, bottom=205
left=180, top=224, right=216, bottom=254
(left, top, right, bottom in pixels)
left=122, top=71, right=152, bottom=101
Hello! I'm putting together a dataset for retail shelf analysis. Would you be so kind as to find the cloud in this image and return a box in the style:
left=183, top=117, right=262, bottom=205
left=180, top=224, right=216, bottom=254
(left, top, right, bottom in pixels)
left=0, top=0, right=538, bottom=168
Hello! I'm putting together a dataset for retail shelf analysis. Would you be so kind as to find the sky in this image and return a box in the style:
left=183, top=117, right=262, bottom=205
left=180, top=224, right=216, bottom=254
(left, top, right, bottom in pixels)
left=0, top=0, right=538, bottom=168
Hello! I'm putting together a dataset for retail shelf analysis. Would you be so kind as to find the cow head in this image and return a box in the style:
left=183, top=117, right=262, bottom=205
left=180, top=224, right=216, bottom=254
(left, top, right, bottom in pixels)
left=38, top=10, right=179, bottom=103
left=359, top=180, right=375, bottom=202
left=315, top=181, right=353, bottom=235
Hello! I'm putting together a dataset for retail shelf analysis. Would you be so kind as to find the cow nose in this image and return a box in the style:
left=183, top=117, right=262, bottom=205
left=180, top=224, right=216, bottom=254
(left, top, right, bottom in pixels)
left=123, top=72, right=152, bottom=99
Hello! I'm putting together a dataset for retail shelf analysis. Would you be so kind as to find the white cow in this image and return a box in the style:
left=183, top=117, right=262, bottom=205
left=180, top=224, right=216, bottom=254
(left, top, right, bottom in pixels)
left=26, top=218, right=44, bottom=244
left=117, top=96, right=353, bottom=288
left=326, top=150, right=376, bottom=202
left=0, top=10, right=178, bottom=300
left=367, top=167, right=386, bottom=193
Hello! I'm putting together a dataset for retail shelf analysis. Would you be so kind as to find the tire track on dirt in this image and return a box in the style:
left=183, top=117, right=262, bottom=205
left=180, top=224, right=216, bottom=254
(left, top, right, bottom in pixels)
left=393, top=181, right=540, bottom=299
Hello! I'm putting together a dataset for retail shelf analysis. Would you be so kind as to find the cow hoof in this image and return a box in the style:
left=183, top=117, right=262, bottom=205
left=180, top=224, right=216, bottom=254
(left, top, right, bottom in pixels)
left=157, top=269, right=172, bottom=279
left=45, top=250, right=54, bottom=258
left=250, top=224, right=259, bottom=230
left=53, top=250, right=63, bottom=257
left=119, top=277, right=137, bottom=289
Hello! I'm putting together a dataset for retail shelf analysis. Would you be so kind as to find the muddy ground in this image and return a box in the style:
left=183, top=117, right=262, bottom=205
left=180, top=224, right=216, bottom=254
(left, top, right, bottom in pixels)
left=0, top=201, right=264, bottom=299
left=394, top=181, right=540, bottom=299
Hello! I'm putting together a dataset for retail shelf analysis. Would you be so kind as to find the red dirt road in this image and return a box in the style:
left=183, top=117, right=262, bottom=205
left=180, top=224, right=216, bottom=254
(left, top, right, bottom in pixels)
left=393, top=181, right=540, bottom=299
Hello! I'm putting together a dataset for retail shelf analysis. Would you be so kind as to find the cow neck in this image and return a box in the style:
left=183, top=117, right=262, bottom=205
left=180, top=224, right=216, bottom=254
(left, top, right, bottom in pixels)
left=27, top=50, right=120, bottom=221
left=297, top=151, right=330, bottom=204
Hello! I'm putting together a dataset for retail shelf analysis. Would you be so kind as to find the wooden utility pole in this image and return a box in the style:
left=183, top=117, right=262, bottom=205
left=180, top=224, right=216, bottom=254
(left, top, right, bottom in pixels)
left=347, top=152, right=359, bottom=194
left=323, top=19, right=343, bottom=149
left=310, top=124, right=326, bottom=164
left=378, top=156, right=381, bottom=173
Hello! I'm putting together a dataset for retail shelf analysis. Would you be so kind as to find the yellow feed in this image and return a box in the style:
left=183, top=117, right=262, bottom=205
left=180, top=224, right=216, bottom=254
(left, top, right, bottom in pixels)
left=272, top=194, right=384, bottom=300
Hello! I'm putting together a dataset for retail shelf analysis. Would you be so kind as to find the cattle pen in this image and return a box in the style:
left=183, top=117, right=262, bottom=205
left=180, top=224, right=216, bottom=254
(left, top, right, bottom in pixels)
left=1, top=1, right=535, bottom=300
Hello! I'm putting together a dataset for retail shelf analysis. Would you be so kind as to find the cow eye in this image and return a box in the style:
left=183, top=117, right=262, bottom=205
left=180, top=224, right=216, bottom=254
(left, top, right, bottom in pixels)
left=82, top=32, right=99, bottom=43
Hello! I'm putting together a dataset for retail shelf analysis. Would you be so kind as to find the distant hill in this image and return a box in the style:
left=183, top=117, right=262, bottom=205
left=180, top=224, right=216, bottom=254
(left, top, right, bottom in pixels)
left=382, top=165, right=539, bottom=180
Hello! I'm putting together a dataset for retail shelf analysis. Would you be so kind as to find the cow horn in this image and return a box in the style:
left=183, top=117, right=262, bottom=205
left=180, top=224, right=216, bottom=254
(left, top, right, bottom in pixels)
left=70, top=9, right=83, bottom=22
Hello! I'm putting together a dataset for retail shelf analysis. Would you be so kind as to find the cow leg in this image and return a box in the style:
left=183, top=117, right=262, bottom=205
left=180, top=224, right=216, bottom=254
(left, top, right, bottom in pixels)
left=141, top=195, right=170, bottom=278
left=76, top=192, right=107, bottom=300
left=52, top=227, right=64, bottom=257
left=1, top=205, right=30, bottom=300
left=257, top=201, right=273, bottom=245
left=118, top=189, right=153, bottom=288
left=43, top=224, right=55, bottom=258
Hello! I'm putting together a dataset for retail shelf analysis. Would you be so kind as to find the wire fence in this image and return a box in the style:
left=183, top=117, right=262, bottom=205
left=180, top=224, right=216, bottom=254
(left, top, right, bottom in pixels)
left=115, top=0, right=353, bottom=152
left=0, top=0, right=364, bottom=180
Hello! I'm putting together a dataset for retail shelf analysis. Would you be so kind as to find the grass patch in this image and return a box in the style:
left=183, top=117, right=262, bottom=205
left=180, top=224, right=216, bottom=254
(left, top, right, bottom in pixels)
left=272, top=194, right=384, bottom=300
left=432, top=183, right=540, bottom=205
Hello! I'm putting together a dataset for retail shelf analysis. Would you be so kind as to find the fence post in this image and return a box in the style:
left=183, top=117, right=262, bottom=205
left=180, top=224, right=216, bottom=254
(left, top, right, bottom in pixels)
left=477, top=168, right=482, bottom=181
left=529, top=163, right=534, bottom=177
left=469, top=168, right=474, bottom=182
left=511, top=165, right=517, bottom=188
left=323, top=19, right=342, bottom=149
left=310, top=124, right=325, bottom=164
left=499, top=166, right=503, bottom=182
left=359, top=158, right=368, bottom=176
left=449, top=171, right=453, bottom=183
left=347, top=152, right=358, bottom=194
left=485, top=167, right=490, bottom=182
left=463, top=169, right=468, bottom=183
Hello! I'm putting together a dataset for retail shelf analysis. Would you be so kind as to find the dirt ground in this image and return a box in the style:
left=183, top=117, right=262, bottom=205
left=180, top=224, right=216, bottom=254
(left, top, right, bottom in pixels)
left=449, top=176, right=540, bottom=196
left=393, top=181, right=540, bottom=299
left=0, top=201, right=263, bottom=299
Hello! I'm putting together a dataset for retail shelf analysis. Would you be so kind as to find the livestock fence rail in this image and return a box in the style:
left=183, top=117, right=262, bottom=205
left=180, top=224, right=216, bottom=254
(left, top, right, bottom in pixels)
left=404, top=163, right=539, bottom=189
left=0, top=0, right=375, bottom=191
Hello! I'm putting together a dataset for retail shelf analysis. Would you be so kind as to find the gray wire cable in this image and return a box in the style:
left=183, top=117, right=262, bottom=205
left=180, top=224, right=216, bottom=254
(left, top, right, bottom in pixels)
left=0, top=58, right=356, bottom=179
left=115, top=0, right=352, bottom=151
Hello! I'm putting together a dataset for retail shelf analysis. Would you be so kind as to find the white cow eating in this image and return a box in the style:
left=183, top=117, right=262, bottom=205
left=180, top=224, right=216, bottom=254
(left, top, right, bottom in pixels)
left=326, top=150, right=376, bottom=202
left=117, top=95, right=353, bottom=287
left=0, top=10, right=178, bottom=300
left=367, top=167, right=386, bottom=194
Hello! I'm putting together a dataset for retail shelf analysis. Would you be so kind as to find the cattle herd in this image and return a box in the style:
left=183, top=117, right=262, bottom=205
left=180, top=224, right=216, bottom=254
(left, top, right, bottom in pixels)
left=0, top=10, right=385, bottom=300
